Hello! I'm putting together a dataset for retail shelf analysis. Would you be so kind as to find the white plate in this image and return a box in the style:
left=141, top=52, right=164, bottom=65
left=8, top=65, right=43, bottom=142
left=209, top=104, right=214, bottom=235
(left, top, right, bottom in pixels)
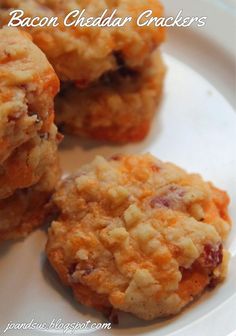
left=0, top=1, right=236, bottom=336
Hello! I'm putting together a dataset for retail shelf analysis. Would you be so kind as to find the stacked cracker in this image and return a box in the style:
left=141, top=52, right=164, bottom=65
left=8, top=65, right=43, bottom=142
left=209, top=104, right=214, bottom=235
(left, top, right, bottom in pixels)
left=0, top=27, right=61, bottom=241
left=46, top=154, right=231, bottom=320
left=0, top=0, right=166, bottom=142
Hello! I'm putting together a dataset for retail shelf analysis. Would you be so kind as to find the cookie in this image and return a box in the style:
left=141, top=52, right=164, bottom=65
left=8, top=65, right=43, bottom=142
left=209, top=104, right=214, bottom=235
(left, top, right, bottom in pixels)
left=0, top=153, right=60, bottom=241
left=0, top=26, right=59, bottom=164
left=46, top=154, right=231, bottom=320
left=56, top=52, right=166, bottom=142
left=0, top=27, right=61, bottom=240
left=0, top=124, right=59, bottom=199
left=0, top=0, right=165, bottom=84
left=0, top=26, right=61, bottom=198
left=0, top=3, right=166, bottom=142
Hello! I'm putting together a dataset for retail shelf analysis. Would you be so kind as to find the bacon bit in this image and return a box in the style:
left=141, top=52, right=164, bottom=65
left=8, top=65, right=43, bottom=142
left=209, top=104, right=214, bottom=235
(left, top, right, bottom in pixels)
left=68, top=263, right=77, bottom=276
left=150, top=185, right=185, bottom=210
left=109, top=154, right=122, bottom=161
left=151, top=164, right=160, bottom=172
left=203, top=243, right=223, bottom=269
left=207, top=276, right=220, bottom=289
left=8, top=112, right=23, bottom=121
left=150, top=196, right=171, bottom=208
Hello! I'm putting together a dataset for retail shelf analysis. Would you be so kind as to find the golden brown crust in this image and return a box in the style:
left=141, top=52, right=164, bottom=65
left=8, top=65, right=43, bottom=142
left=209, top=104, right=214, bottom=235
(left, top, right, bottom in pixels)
left=0, top=4, right=166, bottom=143
left=0, top=27, right=59, bottom=163
left=0, top=0, right=165, bottom=83
left=0, top=154, right=60, bottom=241
left=0, top=189, right=51, bottom=241
left=0, top=27, right=61, bottom=240
left=46, top=154, right=231, bottom=320
left=0, top=124, right=58, bottom=199
left=56, top=52, right=166, bottom=143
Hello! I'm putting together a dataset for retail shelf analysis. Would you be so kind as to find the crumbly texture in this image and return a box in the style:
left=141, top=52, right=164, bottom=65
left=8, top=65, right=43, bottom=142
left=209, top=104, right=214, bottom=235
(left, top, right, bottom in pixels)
left=0, top=27, right=61, bottom=239
left=0, top=26, right=59, bottom=164
left=46, top=154, right=231, bottom=320
left=0, top=0, right=165, bottom=84
left=0, top=153, right=60, bottom=241
left=0, top=124, right=59, bottom=199
left=0, top=3, right=165, bottom=142
left=56, top=52, right=166, bottom=142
